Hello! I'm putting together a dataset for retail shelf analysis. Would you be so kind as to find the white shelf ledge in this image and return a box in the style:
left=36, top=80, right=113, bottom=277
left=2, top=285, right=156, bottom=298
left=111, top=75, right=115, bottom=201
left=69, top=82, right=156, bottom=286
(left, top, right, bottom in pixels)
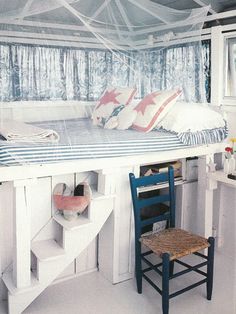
left=208, top=170, right=236, bottom=187
left=138, top=177, right=185, bottom=193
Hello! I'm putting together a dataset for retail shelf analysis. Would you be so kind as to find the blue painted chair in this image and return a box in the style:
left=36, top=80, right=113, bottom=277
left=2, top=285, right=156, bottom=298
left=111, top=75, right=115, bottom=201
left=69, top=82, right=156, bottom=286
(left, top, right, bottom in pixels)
left=129, top=167, right=214, bottom=314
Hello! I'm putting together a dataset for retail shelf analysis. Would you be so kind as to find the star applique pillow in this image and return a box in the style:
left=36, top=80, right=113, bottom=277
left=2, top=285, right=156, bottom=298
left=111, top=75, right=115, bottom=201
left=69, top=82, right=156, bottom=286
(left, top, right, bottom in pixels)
left=92, top=86, right=136, bottom=126
left=132, top=89, right=182, bottom=133
left=103, top=103, right=138, bottom=130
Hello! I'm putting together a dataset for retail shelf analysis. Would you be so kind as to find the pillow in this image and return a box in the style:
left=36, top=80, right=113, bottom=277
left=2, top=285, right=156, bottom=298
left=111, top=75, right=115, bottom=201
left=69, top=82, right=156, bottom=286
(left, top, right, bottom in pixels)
left=104, top=104, right=125, bottom=129
left=103, top=103, right=137, bottom=130
left=117, top=105, right=137, bottom=130
left=92, top=86, right=136, bottom=126
left=156, top=102, right=226, bottom=133
left=132, top=89, right=181, bottom=132
left=156, top=102, right=228, bottom=145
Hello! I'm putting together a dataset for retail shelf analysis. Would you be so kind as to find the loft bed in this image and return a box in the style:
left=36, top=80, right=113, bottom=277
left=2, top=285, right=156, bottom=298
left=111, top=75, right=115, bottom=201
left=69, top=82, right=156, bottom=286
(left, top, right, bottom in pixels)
left=0, top=1, right=231, bottom=313
left=0, top=93, right=228, bottom=314
left=0, top=100, right=227, bottom=311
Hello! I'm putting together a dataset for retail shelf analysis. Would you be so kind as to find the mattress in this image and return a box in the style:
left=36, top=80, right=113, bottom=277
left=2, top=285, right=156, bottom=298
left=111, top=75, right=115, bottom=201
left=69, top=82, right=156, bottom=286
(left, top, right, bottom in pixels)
left=0, top=118, right=191, bottom=166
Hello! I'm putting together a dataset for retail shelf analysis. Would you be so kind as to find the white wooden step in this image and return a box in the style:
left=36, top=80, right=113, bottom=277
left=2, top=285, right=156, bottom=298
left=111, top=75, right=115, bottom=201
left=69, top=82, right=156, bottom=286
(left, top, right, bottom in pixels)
left=53, top=212, right=92, bottom=231
left=31, top=239, right=65, bottom=262
left=2, top=271, right=39, bottom=295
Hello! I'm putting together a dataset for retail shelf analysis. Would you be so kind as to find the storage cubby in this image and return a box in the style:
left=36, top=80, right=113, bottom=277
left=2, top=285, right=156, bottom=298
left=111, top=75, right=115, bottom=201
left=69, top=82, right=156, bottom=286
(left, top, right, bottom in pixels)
left=185, top=157, right=198, bottom=182
left=138, top=158, right=199, bottom=232
left=75, top=171, right=99, bottom=194
left=139, top=159, right=185, bottom=192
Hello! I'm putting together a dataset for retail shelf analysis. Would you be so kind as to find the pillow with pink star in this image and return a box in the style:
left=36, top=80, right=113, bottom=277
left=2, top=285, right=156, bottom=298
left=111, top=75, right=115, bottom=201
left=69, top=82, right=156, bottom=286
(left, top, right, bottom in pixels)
left=132, top=89, right=182, bottom=133
left=92, top=86, right=137, bottom=126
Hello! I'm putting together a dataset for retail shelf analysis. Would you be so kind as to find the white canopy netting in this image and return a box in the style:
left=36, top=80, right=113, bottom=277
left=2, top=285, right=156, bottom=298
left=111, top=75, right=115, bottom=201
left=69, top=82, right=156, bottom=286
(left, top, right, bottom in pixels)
left=0, top=0, right=210, bottom=101
left=0, top=1, right=228, bottom=166
left=0, top=0, right=209, bottom=50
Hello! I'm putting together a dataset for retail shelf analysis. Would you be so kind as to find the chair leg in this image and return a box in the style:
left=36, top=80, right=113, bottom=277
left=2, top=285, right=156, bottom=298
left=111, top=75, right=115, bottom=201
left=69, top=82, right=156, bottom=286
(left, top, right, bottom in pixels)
left=207, top=237, right=215, bottom=300
left=135, top=243, right=142, bottom=294
left=169, top=261, right=174, bottom=277
left=162, top=253, right=170, bottom=314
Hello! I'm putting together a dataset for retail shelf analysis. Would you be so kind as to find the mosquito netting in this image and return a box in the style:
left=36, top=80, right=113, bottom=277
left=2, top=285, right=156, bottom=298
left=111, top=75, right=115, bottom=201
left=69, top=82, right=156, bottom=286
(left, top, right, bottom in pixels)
left=0, top=0, right=226, bottom=166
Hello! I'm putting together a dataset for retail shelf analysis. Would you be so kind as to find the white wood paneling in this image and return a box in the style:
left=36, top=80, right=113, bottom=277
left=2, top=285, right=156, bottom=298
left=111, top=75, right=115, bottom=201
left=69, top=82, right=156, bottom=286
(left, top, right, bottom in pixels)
left=76, top=239, right=97, bottom=274
left=217, top=185, right=236, bottom=259
left=13, top=180, right=33, bottom=288
left=0, top=101, right=94, bottom=122
left=197, top=155, right=215, bottom=238
left=211, top=25, right=224, bottom=106
left=98, top=165, right=135, bottom=284
left=116, top=166, right=134, bottom=277
left=177, top=182, right=199, bottom=233
left=0, top=182, right=13, bottom=300
left=27, top=177, right=52, bottom=240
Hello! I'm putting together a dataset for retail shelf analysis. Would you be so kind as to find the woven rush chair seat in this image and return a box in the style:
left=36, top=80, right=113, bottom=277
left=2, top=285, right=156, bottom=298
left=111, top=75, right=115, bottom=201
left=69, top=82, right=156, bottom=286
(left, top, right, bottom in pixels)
left=141, top=228, right=210, bottom=261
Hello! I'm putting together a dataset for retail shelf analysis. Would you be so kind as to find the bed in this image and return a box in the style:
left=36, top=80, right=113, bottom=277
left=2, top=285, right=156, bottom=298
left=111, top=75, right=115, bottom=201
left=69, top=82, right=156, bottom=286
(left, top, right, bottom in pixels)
left=0, top=118, right=191, bottom=165
left=0, top=113, right=227, bottom=166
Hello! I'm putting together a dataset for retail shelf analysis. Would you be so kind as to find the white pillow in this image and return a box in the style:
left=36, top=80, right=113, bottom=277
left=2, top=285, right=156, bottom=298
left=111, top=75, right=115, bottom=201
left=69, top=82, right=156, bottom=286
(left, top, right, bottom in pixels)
left=156, top=102, right=225, bottom=133
left=132, top=89, right=182, bottom=132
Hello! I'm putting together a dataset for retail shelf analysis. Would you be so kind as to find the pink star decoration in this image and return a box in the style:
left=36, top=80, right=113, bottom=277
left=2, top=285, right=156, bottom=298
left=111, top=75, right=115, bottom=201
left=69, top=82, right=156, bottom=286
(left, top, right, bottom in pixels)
left=97, top=88, right=122, bottom=109
left=134, top=91, right=161, bottom=115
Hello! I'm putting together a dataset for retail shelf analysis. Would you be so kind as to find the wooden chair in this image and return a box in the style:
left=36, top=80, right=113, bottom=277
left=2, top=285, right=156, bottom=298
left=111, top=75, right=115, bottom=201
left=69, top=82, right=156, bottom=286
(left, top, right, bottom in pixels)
left=129, top=167, right=214, bottom=314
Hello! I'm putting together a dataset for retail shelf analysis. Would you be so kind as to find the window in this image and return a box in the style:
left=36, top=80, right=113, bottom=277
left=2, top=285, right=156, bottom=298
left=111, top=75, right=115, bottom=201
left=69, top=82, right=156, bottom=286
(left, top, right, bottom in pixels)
left=225, top=37, right=236, bottom=98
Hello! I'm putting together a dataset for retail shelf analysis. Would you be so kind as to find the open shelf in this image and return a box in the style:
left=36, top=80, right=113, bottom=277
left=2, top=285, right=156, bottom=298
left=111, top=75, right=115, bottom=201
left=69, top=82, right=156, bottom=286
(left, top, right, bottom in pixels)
left=138, top=177, right=185, bottom=193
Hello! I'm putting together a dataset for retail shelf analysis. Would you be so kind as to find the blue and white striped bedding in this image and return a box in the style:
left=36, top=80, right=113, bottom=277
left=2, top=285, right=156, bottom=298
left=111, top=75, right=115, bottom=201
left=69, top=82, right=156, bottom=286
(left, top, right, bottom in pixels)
left=0, top=118, right=227, bottom=166
left=156, top=125, right=228, bottom=146
left=177, top=126, right=228, bottom=146
left=0, top=118, right=191, bottom=166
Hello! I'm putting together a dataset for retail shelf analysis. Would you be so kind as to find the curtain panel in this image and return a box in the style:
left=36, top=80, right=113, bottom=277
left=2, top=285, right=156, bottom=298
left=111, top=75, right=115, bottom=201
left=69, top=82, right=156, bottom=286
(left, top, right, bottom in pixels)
left=0, top=41, right=210, bottom=102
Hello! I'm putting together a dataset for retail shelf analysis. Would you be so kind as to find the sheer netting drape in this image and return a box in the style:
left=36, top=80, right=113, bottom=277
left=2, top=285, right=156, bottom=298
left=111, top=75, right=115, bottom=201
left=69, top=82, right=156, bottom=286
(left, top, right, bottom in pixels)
left=0, top=41, right=210, bottom=102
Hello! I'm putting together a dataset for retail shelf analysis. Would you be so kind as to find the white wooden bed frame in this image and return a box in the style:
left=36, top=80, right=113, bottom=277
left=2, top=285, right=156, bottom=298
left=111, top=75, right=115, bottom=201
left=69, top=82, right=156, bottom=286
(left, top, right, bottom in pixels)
left=0, top=101, right=226, bottom=313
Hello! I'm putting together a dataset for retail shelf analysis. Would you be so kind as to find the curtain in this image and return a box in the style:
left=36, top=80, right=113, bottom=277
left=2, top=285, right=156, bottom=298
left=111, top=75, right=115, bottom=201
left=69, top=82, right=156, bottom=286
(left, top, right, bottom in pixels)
left=0, top=41, right=210, bottom=102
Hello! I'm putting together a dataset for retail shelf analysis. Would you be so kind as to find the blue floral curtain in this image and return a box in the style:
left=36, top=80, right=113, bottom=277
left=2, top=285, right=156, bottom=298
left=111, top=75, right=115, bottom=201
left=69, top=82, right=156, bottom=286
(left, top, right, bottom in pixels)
left=0, top=41, right=210, bottom=102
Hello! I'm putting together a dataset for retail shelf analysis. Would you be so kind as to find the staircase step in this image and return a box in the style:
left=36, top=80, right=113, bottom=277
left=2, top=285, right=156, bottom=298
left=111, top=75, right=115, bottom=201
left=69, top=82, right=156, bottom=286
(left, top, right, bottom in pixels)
left=53, top=212, right=92, bottom=231
left=2, top=271, right=39, bottom=295
left=31, top=239, right=65, bottom=262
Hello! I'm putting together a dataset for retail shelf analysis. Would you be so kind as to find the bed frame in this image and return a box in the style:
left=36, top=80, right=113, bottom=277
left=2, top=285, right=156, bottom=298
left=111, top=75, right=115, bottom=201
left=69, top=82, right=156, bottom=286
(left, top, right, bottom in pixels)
left=0, top=101, right=225, bottom=313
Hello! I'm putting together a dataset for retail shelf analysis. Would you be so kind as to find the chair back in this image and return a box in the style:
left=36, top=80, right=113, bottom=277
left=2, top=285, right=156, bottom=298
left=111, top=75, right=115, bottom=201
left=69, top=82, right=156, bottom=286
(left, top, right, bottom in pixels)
left=129, top=166, right=176, bottom=241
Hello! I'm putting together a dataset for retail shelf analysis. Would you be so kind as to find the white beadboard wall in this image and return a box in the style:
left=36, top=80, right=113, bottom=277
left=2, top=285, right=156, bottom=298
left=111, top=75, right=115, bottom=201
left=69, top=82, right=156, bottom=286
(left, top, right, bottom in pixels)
left=227, top=112, right=236, bottom=137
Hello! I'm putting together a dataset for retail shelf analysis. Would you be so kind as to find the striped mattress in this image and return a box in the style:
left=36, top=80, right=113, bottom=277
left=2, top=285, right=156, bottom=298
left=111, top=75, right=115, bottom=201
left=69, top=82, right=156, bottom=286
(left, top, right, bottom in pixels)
left=0, top=118, right=191, bottom=166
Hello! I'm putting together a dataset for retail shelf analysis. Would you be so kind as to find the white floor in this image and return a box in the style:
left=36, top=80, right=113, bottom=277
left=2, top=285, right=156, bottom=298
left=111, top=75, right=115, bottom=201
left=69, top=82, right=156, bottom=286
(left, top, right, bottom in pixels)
left=0, top=251, right=235, bottom=314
